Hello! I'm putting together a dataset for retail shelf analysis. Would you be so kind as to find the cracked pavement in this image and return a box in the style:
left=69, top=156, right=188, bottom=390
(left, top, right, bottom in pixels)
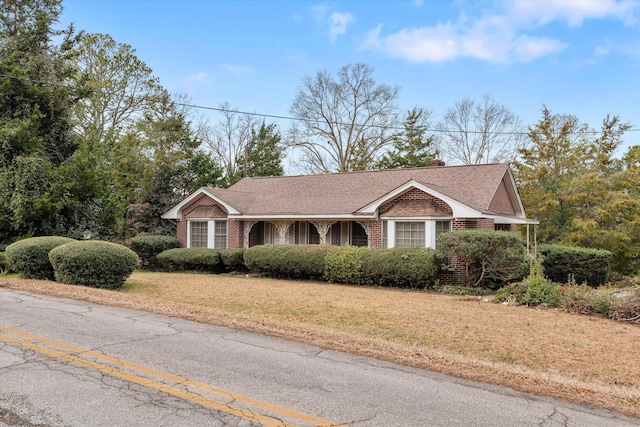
left=1, top=288, right=639, bottom=427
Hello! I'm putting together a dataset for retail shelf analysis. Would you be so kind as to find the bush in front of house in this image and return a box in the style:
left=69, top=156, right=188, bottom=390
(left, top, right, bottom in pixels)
left=5, top=236, right=76, bottom=280
left=243, top=245, right=338, bottom=279
left=219, top=248, right=248, bottom=273
left=437, top=230, right=528, bottom=289
left=156, top=248, right=224, bottom=273
left=324, top=246, right=367, bottom=285
left=325, top=246, right=441, bottom=289
left=538, top=244, right=611, bottom=287
left=362, top=247, right=441, bottom=289
left=49, top=241, right=139, bottom=289
left=130, top=235, right=181, bottom=271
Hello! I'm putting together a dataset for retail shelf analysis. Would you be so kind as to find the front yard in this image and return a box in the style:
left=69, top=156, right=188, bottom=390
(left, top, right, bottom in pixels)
left=2, top=271, right=639, bottom=419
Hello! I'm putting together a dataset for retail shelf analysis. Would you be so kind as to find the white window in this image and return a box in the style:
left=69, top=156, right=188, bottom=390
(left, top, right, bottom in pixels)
left=382, top=219, right=451, bottom=249
left=190, top=222, right=208, bottom=248
left=187, top=220, right=227, bottom=249
left=395, top=222, right=425, bottom=248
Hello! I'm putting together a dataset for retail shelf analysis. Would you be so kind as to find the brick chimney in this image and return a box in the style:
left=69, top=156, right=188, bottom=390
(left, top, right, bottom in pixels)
left=428, top=159, right=446, bottom=167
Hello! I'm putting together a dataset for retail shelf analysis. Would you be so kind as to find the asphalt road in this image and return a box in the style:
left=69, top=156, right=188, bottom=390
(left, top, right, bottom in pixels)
left=1, top=288, right=638, bottom=427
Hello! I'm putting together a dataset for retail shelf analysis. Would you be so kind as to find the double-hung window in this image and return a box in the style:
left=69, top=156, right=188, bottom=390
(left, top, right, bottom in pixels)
left=188, top=220, right=227, bottom=249
left=395, top=222, right=425, bottom=247
left=382, top=219, right=451, bottom=249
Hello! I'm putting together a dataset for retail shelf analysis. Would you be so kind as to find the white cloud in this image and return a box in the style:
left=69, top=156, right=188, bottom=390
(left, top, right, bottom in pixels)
left=412, top=0, right=424, bottom=7
left=508, top=0, right=639, bottom=27
left=359, top=0, right=635, bottom=64
left=328, top=12, right=355, bottom=42
left=223, top=63, right=250, bottom=76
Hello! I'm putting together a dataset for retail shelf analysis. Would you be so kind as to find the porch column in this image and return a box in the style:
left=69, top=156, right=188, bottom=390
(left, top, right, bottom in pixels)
left=356, top=221, right=372, bottom=247
left=273, top=221, right=294, bottom=245
left=243, top=220, right=258, bottom=248
left=310, top=221, right=337, bottom=245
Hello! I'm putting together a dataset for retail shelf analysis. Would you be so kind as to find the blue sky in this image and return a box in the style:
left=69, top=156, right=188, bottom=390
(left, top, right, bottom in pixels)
left=61, top=0, right=640, bottom=155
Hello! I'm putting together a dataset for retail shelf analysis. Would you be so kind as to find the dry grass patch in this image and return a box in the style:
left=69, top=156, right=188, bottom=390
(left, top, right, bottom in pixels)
left=2, top=272, right=640, bottom=419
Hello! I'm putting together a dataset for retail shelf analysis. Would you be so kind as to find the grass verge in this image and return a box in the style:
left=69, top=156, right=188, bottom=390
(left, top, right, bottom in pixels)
left=2, top=271, right=639, bottom=419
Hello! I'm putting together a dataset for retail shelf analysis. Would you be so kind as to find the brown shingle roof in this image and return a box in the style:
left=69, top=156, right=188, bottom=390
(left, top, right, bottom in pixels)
left=206, top=163, right=513, bottom=216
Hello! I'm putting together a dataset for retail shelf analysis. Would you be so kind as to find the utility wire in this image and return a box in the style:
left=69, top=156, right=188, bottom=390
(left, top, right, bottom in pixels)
left=1, top=72, right=638, bottom=136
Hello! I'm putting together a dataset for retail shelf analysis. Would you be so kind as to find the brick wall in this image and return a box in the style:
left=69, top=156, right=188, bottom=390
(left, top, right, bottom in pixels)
left=227, top=219, right=242, bottom=249
left=379, top=188, right=452, bottom=215
left=175, top=195, right=229, bottom=248
left=369, top=220, right=382, bottom=249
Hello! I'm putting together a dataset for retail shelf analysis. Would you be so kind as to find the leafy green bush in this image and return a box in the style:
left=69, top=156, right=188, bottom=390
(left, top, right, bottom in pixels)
left=156, top=248, right=223, bottom=273
left=361, top=247, right=441, bottom=289
left=5, top=236, right=76, bottom=280
left=219, top=248, right=248, bottom=273
left=49, top=241, right=138, bottom=289
left=437, top=230, right=528, bottom=289
left=243, top=245, right=338, bottom=279
left=324, top=246, right=441, bottom=289
left=130, top=235, right=181, bottom=270
left=493, top=282, right=528, bottom=304
left=539, top=244, right=611, bottom=287
left=324, top=246, right=367, bottom=284
left=522, top=276, right=562, bottom=307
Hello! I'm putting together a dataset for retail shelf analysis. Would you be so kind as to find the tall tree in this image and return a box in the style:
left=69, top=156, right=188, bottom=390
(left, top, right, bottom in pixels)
left=200, top=102, right=258, bottom=185
left=376, top=107, right=436, bottom=169
left=0, top=0, right=83, bottom=241
left=514, top=108, right=635, bottom=274
left=437, top=95, right=524, bottom=165
left=231, top=121, right=284, bottom=185
left=71, top=32, right=163, bottom=145
left=288, top=63, right=400, bottom=173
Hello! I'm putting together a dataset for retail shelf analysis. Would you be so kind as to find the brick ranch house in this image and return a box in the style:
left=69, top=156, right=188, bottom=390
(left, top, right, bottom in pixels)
left=163, top=162, right=536, bottom=252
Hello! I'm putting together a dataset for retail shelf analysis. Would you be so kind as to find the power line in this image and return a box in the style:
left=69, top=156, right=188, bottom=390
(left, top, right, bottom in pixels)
left=1, top=72, right=638, bottom=136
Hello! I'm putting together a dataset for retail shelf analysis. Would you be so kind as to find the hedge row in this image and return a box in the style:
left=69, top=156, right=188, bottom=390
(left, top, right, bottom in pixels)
left=243, top=245, right=337, bottom=279
left=325, top=246, right=441, bottom=289
left=539, top=244, right=611, bottom=287
left=5, top=236, right=138, bottom=289
left=156, top=248, right=248, bottom=273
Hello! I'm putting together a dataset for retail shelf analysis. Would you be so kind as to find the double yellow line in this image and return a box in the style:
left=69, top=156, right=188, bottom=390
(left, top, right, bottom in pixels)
left=0, top=325, right=344, bottom=427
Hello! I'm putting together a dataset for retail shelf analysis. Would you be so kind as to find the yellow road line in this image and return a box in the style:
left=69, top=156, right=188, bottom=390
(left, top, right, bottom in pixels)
left=0, top=326, right=344, bottom=427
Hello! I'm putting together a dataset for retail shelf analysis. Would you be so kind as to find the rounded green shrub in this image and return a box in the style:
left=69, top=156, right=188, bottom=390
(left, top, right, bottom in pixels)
left=243, top=245, right=338, bottom=279
left=362, top=247, right=441, bottom=289
left=130, top=235, right=181, bottom=270
left=156, top=248, right=223, bottom=273
left=5, top=236, right=76, bottom=280
left=49, top=241, right=139, bottom=289
left=538, top=244, right=611, bottom=287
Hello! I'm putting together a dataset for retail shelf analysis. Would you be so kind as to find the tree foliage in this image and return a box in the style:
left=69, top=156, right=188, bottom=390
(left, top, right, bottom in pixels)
left=288, top=62, right=400, bottom=173
left=231, top=121, right=284, bottom=185
left=377, top=107, right=436, bottom=169
left=514, top=107, right=636, bottom=274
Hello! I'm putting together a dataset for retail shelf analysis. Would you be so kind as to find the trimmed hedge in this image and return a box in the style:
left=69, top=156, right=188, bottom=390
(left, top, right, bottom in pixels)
left=325, top=246, right=441, bottom=289
left=49, top=241, right=139, bottom=289
left=219, top=248, right=248, bottom=273
left=538, top=244, right=611, bottom=287
left=130, top=235, right=181, bottom=270
left=243, top=245, right=338, bottom=279
left=362, top=247, right=441, bottom=288
left=156, top=248, right=224, bottom=273
left=5, top=236, right=76, bottom=280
